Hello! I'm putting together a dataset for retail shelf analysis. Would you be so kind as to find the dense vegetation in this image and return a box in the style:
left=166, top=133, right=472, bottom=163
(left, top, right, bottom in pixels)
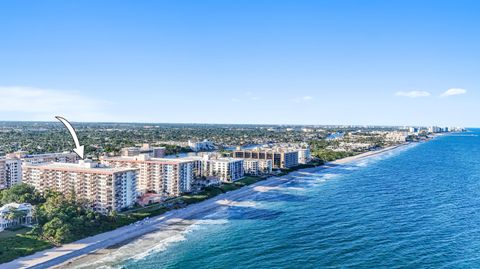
left=308, top=140, right=356, bottom=162
left=0, top=121, right=399, bottom=158
left=0, top=177, right=266, bottom=263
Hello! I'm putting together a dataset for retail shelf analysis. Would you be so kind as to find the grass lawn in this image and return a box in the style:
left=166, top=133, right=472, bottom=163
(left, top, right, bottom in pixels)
left=0, top=227, right=53, bottom=264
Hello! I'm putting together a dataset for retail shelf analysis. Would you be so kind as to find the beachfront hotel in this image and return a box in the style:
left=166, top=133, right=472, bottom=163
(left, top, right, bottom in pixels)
left=22, top=161, right=137, bottom=213
left=101, top=154, right=194, bottom=197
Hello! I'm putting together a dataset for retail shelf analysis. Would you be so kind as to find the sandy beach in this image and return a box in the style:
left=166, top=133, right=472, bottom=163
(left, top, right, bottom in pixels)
left=0, top=144, right=409, bottom=269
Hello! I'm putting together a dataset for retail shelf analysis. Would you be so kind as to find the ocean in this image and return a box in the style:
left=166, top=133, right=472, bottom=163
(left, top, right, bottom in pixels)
left=80, top=130, right=480, bottom=268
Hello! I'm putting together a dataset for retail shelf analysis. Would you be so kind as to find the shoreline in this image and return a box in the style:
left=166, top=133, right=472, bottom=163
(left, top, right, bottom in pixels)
left=0, top=143, right=412, bottom=269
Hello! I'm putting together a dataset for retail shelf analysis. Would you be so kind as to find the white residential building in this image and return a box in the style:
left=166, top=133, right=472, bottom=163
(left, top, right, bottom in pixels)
left=297, top=148, right=311, bottom=164
left=208, top=158, right=244, bottom=183
left=5, top=159, right=22, bottom=188
left=188, top=140, right=215, bottom=152
left=101, top=154, right=194, bottom=197
left=243, top=159, right=272, bottom=176
left=0, top=158, right=5, bottom=190
left=0, top=203, right=33, bottom=232
left=385, top=132, right=408, bottom=142
left=22, top=161, right=137, bottom=213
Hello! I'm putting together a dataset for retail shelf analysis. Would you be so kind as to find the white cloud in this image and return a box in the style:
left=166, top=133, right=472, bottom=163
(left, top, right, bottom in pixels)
left=293, top=96, right=314, bottom=103
left=0, top=86, right=114, bottom=121
left=395, top=91, right=431, bottom=98
left=440, top=88, right=467, bottom=97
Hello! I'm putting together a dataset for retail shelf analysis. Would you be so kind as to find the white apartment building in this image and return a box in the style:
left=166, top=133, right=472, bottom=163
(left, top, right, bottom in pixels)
left=385, top=132, right=408, bottom=142
left=0, top=203, right=33, bottom=232
left=208, top=158, right=244, bottom=183
left=5, top=159, right=22, bottom=188
left=101, top=154, right=194, bottom=197
left=297, top=148, right=311, bottom=164
left=22, top=161, right=137, bottom=213
left=243, top=159, right=272, bottom=176
left=188, top=140, right=215, bottom=152
left=0, top=158, right=5, bottom=190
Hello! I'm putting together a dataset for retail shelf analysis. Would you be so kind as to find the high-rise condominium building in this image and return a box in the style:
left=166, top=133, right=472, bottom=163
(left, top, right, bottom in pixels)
left=0, top=158, right=5, bottom=189
left=208, top=158, right=244, bottom=183
left=297, top=148, right=311, bottom=164
left=22, top=161, right=137, bottom=213
left=232, top=149, right=299, bottom=168
left=243, top=159, right=272, bottom=176
left=101, top=154, right=194, bottom=197
left=5, top=159, right=22, bottom=189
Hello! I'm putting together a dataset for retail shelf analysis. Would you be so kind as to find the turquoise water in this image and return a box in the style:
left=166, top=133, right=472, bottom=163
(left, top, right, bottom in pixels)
left=120, top=131, right=480, bottom=268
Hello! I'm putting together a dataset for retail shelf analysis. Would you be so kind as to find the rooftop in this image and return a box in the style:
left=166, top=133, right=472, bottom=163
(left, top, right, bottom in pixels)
left=23, top=160, right=137, bottom=175
left=102, top=155, right=193, bottom=165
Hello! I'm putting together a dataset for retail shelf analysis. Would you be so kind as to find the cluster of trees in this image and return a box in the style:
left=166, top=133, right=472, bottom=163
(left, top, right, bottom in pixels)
left=0, top=184, right=124, bottom=245
left=308, top=140, right=356, bottom=162
left=0, top=184, right=44, bottom=206
left=0, top=122, right=327, bottom=156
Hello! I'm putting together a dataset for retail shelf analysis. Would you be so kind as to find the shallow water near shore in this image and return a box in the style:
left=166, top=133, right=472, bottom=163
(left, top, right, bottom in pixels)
left=71, top=131, right=480, bottom=268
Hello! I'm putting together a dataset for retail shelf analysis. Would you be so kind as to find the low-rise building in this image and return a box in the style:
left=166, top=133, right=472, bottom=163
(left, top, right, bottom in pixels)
left=22, top=161, right=137, bottom=213
left=385, top=132, right=408, bottom=142
left=0, top=203, right=33, bottom=232
left=188, top=140, right=215, bottom=152
left=120, top=144, right=166, bottom=158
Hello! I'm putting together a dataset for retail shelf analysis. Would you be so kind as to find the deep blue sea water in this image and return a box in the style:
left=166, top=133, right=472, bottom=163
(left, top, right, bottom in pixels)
left=113, top=130, right=480, bottom=268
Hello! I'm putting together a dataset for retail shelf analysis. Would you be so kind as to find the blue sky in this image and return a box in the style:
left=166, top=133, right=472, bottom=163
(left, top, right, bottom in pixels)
left=0, top=0, right=478, bottom=126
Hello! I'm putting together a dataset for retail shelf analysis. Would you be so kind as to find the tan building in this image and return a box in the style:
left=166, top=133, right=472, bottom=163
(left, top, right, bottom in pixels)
left=120, top=144, right=166, bottom=158
left=22, top=161, right=137, bottom=213
left=101, top=154, right=194, bottom=197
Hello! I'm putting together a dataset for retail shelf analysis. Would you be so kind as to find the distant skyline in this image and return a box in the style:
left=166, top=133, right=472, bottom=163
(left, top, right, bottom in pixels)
left=0, top=1, right=478, bottom=126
